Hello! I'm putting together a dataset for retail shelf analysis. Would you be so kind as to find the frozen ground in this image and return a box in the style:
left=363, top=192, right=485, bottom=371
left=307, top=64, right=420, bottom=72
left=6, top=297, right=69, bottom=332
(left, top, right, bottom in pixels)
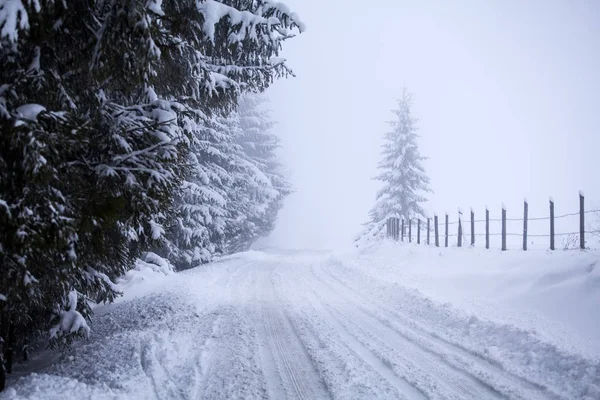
left=2, top=244, right=599, bottom=399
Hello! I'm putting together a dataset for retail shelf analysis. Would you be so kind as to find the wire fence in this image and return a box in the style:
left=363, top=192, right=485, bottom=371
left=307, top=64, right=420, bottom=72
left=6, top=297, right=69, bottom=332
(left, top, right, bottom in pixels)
left=385, top=192, right=600, bottom=251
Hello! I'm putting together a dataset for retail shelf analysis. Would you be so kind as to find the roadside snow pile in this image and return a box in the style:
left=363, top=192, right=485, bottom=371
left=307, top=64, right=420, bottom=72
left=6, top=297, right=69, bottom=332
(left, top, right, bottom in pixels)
left=328, top=241, right=600, bottom=398
left=340, top=242, right=600, bottom=356
left=114, top=252, right=175, bottom=301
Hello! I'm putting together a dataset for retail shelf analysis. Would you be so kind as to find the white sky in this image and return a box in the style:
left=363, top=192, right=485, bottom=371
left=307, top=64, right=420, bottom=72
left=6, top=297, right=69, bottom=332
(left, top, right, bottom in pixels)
left=265, top=0, right=600, bottom=250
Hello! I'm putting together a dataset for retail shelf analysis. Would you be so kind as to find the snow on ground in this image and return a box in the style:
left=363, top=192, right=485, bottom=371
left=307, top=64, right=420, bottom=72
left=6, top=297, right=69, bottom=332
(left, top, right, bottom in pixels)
left=2, top=245, right=599, bottom=399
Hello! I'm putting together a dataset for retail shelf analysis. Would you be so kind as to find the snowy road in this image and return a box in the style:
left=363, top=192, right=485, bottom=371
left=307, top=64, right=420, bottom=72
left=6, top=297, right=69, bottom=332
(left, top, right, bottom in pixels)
left=4, top=249, right=599, bottom=399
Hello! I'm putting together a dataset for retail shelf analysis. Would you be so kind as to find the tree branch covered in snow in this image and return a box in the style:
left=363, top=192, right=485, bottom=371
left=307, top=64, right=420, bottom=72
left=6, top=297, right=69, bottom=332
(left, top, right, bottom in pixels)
left=0, top=0, right=302, bottom=376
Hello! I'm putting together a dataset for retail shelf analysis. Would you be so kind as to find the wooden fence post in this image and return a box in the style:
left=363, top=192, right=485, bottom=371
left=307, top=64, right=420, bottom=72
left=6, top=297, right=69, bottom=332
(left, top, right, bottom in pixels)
left=387, top=218, right=390, bottom=238
left=523, top=199, right=528, bottom=251
left=434, top=215, right=439, bottom=247
left=502, top=206, right=507, bottom=251
left=409, top=219, right=412, bottom=243
left=550, top=198, right=555, bottom=250
left=471, top=209, right=475, bottom=246
left=580, top=192, right=585, bottom=249
left=417, top=219, right=421, bottom=244
left=485, top=208, right=490, bottom=249
left=445, top=214, right=449, bottom=248
left=401, top=218, right=404, bottom=242
left=427, top=218, right=431, bottom=245
left=458, top=213, right=463, bottom=247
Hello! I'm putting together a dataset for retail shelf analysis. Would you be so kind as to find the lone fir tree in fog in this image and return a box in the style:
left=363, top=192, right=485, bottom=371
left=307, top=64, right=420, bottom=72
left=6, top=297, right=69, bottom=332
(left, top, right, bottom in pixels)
left=363, top=89, right=431, bottom=239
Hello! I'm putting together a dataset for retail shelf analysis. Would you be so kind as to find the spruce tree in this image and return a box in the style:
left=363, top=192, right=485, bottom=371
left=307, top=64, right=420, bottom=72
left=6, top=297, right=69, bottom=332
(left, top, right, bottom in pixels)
left=361, top=89, right=431, bottom=240
left=0, top=0, right=303, bottom=379
left=233, top=94, right=292, bottom=247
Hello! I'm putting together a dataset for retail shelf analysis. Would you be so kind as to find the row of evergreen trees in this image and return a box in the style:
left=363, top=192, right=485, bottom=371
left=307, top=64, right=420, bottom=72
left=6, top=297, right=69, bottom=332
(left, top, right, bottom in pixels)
left=161, top=94, right=291, bottom=270
left=360, top=89, right=432, bottom=242
left=0, top=0, right=301, bottom=387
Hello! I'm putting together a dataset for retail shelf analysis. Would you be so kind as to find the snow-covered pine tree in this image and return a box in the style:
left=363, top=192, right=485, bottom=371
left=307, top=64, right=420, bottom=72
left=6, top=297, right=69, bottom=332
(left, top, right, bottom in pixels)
left=163, top=93, right=292, bottom=268
left=228, top=94, right=292, bottom=250
left=361, top=89, right=431, bottom=241
left=222, top=105, right=278, bottom=254
left=162, top=115, right=233, bottom=269
left=0, top=0, right=303, bottom=376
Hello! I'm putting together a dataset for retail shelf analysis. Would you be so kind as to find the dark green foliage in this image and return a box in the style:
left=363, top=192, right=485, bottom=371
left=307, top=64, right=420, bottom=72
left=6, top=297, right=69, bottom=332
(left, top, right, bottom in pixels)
left=0, top=0, right=301, bottom=379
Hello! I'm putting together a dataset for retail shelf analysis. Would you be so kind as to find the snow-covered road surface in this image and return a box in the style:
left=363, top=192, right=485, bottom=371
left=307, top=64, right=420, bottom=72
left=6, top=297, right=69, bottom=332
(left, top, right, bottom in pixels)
left=3, top=249, right=599, bottom=399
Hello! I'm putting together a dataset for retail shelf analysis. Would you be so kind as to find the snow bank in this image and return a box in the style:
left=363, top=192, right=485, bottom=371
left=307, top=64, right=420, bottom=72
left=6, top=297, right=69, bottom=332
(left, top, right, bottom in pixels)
left=115, top=252, right=175, bottom=301
left=324, top=243, right=600, bottom=398
left=338, top=242, right=600, bottom=357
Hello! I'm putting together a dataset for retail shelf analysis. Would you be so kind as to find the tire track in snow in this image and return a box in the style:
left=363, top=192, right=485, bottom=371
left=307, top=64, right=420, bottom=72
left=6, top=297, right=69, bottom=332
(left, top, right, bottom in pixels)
left=135, top=260, right=264, bottom=400
left=271, top=258, right=425, bottom=400
left=310, top=259, right=561, bottom=400
left=252, top=262, right=331, bottom=400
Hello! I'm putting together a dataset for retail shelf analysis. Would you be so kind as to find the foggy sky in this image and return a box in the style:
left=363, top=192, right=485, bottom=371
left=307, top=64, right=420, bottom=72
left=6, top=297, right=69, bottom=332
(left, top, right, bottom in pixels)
left=264, top=0, right=600, bottom=250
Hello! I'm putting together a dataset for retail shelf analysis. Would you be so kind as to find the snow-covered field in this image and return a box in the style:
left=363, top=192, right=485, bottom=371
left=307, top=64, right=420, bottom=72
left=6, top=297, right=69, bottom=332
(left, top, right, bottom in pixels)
left=2, top=244, right=599, bottom=399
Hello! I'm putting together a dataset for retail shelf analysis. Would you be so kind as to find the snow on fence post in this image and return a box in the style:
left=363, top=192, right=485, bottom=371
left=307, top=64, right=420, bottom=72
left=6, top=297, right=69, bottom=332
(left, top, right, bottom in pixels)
left=417, top=219, right=421, bottom=244
left=395, top=218, right=400, bottom=241
left=580, top=191, right=585, bottom=249
left=445, top=214, right=449, bottom=248
left=471, top=209, right=475, bottom=246
left=427, top=218, right=431, bottom=245
left=458, top=212, right=463, bottom=247
left=550, top=198, right=555, bottom=250
left=502, top=206, right=507, bottom=251
left=523, top=199, right=528, bottom=251
left=409, top=219, right=412, bottom=243
left=485, top=208, right=490, bottom=249
left=434, top=215, right=439, bottom=247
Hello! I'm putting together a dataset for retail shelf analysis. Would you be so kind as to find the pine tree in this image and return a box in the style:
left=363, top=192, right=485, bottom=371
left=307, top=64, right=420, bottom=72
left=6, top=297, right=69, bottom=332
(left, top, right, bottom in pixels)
left=362, top=89, right=431, bottom=240
left=164, top=96, right=292, bottom=268
left=232, top=94, right=292, bottom=247
left=0, top=0, right=303, bottom=377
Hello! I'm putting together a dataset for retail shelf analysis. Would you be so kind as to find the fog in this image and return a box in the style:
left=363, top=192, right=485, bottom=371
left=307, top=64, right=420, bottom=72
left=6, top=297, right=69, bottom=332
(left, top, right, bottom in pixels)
left=265, top=0, right=600, bottom=250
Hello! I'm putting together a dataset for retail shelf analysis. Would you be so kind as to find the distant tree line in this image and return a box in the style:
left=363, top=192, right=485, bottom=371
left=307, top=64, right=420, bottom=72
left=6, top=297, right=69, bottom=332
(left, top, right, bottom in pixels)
left=0, top=0, right=301, bottom=388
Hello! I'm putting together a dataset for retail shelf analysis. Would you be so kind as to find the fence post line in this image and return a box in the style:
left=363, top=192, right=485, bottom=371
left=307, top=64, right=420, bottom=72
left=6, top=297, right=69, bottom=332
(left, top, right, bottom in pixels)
left=523, top=199, right=528, bottom=251
left=485, top=208, right=490, bottom=249
left=445, top=214, right=449, bottom=248
left=501, top=206, right=507, bottom=251
left=550, top=198, right=555, bottom=250
left=434, top=215, right=439, bottom=247
left=409, top=219, right=412, bottom=243
left=427, top=218, right=431, bottom=245
left=580, top=191, right=585, bottom=250
left=417, top=219, right=421, bottom=244
left=471, top=209, right=475, bottom=246
left=388, top=218, right=391, bottom=238
left=400, top=218, right=403, bottom=242
left=457, top=212, right=463, bottom=247
left=396, top=217, right=400, bottom=241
